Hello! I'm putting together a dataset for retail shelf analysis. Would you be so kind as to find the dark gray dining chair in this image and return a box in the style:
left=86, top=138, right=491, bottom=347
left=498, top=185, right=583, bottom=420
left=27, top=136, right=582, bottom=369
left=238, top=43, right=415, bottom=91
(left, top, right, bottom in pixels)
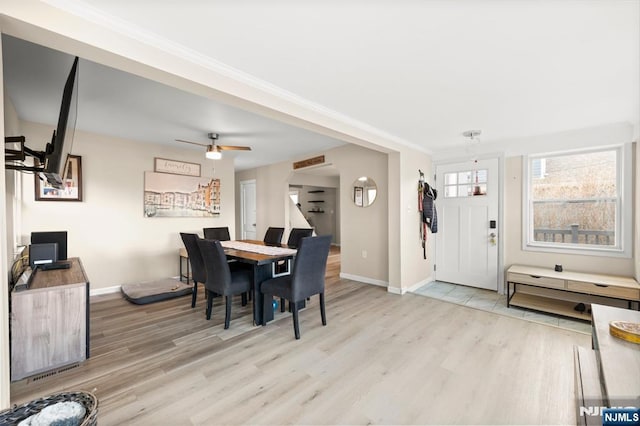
left=274, top=228, right=315, bottom=309
left=179, top=232, right=207, bottom=308
left=203, top=227, right=231, bottom=241
left=197, top=239, right=252, bottom=329
left=260, top=235, right=332, bottom=339
left=263, top=227, right=285, bottom=245
left=287, top=228, right=313, bottom=248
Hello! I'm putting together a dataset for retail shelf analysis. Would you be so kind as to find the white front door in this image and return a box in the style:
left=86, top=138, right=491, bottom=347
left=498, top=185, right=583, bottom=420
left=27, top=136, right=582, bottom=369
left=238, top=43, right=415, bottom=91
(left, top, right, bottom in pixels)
left=240, top=180, right=257, bottom=240
left=435, top=158, right=499, bottom=290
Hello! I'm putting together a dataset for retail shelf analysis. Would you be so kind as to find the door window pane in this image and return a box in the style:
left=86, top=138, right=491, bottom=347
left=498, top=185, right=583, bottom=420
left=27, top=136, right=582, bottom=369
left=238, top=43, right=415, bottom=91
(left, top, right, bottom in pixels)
left=443, top=169, right=488, bottom=198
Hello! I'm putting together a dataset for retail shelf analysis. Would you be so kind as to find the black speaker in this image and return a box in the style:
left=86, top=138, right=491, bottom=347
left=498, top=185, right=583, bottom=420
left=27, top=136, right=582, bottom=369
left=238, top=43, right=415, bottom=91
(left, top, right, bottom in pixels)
left=29, top=243, right=58, bottom=269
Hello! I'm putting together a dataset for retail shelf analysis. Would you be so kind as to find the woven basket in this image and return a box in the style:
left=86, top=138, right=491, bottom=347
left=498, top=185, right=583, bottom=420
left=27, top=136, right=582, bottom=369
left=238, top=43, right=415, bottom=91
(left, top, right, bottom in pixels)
left=0, top=391, right=98, bottom=425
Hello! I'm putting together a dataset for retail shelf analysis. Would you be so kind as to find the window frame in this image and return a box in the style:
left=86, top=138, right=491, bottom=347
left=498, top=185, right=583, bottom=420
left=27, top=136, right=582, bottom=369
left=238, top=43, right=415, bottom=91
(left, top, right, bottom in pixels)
left=522, top=144, right=632, bottom=258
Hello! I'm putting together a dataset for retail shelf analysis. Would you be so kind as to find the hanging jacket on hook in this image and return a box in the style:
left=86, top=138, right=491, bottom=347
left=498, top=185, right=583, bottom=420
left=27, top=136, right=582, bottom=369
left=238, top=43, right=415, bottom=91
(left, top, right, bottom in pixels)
left=423, top=183, right=438, bottom=233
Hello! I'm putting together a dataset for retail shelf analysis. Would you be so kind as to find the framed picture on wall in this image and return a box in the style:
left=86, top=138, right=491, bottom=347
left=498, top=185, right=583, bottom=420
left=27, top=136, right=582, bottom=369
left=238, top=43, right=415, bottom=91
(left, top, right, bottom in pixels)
left=35, top=155, right=83, bottom=201
left=143, top=171, right=221, bottom=217
left=354, top=186, right=363, bottom=207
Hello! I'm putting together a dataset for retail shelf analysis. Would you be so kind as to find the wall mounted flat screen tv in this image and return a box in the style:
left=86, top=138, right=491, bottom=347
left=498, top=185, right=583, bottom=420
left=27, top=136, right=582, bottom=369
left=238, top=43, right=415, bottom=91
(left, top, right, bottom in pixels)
left=42, top=56, right=79, bottom=189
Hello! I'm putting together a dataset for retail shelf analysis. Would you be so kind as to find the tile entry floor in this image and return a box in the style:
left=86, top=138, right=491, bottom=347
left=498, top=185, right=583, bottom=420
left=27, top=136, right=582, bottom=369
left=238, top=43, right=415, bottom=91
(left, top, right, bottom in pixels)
left=412, top=281, right=593, bottom=334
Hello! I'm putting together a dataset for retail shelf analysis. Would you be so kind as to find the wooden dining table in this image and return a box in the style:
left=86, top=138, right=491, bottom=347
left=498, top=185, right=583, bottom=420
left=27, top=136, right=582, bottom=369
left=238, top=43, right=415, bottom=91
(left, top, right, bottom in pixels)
left=220, top=240, right=296, bottom=325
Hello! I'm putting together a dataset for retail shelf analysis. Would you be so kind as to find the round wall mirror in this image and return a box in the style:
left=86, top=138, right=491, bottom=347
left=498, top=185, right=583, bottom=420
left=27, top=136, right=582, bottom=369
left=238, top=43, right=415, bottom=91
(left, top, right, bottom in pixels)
left=352, top=176, right=377, bottom=207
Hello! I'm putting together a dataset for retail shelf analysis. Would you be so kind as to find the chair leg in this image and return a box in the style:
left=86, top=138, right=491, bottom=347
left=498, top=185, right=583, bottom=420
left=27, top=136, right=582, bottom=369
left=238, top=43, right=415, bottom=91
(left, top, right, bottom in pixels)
left=224, top=296, right=232, bottom=329
left=292, top=303, right=300, bottom=340
left=206, top=291, right=213, bottom=320
left=280, top=297, right=286, bottom=312
left=241, top=292, right=247, bottom=306
left=320, top=292, right=327, bottom=326
left=191, top=282, right=197, bottom=308
left=262, top=294, right=272, bottom=326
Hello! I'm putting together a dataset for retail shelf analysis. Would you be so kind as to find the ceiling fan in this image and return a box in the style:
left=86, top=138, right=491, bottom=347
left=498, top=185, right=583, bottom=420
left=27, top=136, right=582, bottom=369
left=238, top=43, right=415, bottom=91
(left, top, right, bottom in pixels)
left=175, top=132, right=252, bottom=160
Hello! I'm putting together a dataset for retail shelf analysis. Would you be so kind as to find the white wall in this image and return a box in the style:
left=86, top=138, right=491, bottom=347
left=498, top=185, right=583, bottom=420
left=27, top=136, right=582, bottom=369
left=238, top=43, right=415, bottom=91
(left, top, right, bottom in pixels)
left=235, top=144, right=434, bottom=290
left=435, top=123, right=637, bottom=279
left=394, top=148, right=434, bottom=293
left=16, top=121, right=236, bottom=290
left=0, top=41, right=11, bottom=410
left=635, top=142, right=639, bottom=281
left=500, top=124, right=636, bottom=277
left=327, top=145, right=389, bottom=284
left=236, top=144, right=390, bottom=284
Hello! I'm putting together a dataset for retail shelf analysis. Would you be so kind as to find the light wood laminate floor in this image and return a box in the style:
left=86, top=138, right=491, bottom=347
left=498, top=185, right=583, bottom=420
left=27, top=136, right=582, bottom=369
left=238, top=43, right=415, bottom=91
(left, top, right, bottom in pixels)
left=10, top=249, right=590, bottom=425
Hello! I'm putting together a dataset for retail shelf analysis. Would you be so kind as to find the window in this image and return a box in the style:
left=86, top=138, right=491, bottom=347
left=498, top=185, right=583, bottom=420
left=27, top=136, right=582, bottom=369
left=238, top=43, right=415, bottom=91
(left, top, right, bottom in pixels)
left=531, top=158, right=546, bottom=179
left=443, top=169, right=488, bottom=198
left=523, top=146, right=631, bottom=257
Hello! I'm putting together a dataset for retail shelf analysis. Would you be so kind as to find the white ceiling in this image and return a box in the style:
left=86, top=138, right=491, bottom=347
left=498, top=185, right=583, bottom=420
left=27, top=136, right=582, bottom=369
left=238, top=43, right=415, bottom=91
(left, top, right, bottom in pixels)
left=1, top=35, right=347, bottom=170
left=3, top=1, right=639, bottom=170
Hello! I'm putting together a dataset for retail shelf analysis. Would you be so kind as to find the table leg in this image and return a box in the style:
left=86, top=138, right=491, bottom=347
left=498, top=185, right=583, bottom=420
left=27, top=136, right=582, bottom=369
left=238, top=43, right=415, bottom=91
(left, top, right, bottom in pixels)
left=252, top=263, right=274, bottom=325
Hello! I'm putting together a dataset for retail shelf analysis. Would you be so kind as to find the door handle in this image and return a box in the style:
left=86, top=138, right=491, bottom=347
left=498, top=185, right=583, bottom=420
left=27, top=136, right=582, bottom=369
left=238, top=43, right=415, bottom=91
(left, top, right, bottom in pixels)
left=489, top=232, right=497, bottom=245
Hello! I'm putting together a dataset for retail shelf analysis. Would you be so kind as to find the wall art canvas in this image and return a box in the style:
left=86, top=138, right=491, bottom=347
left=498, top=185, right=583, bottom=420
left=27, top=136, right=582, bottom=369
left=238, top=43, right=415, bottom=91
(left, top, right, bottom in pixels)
left=144, top=171, right=221, bottom=217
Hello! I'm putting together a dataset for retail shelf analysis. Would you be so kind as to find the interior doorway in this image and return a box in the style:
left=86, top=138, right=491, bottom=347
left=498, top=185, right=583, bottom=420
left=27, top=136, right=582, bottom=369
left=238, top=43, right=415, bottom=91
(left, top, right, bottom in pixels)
left=240, top=179, right=257, bottom=240
left=287, top=164, right=340, bottom=246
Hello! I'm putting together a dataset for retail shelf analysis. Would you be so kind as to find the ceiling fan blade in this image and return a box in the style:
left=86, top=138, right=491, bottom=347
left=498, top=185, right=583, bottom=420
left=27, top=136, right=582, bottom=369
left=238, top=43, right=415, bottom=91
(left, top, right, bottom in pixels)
left=217, top=145, right=252, bottom=151
left=175, top=139, right=208, bottom=147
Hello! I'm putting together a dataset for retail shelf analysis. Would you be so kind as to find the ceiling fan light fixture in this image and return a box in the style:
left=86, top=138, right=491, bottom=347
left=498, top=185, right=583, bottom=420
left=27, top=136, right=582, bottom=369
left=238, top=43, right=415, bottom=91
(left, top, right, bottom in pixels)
left=206, top=145, right=222, bottom=160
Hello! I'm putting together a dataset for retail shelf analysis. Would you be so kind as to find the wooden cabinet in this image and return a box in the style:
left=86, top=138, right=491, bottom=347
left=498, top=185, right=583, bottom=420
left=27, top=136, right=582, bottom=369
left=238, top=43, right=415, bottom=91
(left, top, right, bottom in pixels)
left=10, top=258, right=90, bottom=381
left=506, top=265, right=640, bottom=320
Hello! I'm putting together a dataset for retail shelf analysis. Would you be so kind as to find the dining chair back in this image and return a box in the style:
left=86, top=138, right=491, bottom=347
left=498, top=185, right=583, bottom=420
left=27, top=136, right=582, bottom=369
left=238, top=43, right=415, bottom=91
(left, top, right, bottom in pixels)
left=179, top=232, right=206, bottom=308
left=197, top=238, right=252, bottom=329
left=263, top=227, right=285, bottom=245
left=286, top=228, right=313, bottom=248
left=260, top=234, right=332, bottom=339
left=203, top=227, right=231, bottom=241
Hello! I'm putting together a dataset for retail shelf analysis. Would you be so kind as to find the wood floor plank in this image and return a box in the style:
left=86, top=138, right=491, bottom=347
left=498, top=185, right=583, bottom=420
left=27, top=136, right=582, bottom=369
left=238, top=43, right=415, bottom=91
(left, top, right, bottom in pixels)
left=9, top=248, right=590, bottom=425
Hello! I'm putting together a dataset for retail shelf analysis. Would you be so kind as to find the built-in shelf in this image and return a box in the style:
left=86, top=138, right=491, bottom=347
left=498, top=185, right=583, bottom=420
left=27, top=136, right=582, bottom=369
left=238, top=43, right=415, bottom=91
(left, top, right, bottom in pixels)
left=308, top=190, right=325, bottom=193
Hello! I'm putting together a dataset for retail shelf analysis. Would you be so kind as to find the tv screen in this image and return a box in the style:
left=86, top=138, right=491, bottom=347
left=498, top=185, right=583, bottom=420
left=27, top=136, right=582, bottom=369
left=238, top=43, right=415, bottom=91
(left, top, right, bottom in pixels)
left=42, top=56, right=79, bottom=189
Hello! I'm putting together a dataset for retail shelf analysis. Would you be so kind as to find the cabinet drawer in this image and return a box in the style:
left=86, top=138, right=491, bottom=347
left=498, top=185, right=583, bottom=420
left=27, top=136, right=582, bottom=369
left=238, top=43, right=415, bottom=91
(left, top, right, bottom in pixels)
left=567, top=280, right=640, bottom=300
left=507, top=272, right=566, bottom=289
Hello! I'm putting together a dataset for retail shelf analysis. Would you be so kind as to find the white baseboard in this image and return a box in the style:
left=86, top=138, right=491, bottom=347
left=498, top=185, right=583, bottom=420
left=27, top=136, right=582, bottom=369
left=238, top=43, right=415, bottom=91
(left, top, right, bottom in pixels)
left=405, top=276, right=434, bottom=293
left=339, top=272, right=388, bottom=288
left=347, top=275, right=433, bottom=296
left=90, top=285, right=121, bottom=296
